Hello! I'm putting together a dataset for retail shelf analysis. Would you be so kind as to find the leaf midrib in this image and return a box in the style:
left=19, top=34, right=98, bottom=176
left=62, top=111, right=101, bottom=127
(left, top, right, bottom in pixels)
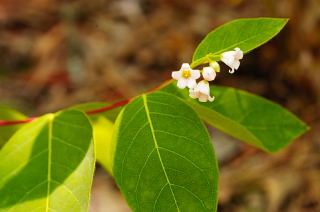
left=46, top=114, right=54, bottom=211
left=142, top=95, right=180, bottom=212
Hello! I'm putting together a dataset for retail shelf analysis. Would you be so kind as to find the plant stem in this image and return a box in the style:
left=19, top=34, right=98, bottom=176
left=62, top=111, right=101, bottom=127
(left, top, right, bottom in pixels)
left=0, top=79, right=173, bottom=126
left=85, top=98, right=132, bottom=115
left=0, top=117, right=37, bottom=126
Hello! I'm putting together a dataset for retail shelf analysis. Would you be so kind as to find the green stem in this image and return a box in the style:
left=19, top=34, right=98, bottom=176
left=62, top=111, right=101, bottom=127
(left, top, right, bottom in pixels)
left=190, top=54, right=221, bottom=68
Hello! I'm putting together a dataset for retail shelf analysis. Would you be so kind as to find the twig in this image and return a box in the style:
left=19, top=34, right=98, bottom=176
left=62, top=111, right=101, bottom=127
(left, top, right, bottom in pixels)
left=0, top=79, right=173, bottom=126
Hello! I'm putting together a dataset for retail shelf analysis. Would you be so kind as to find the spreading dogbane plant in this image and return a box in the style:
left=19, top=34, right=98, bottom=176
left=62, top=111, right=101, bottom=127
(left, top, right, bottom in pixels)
left=0, top=18, right=308, bottom=212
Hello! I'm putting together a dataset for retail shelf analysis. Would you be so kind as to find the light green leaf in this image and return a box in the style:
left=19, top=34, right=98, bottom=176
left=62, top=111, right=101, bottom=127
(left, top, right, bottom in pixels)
left=192, top=18, right=288, bottom=65
left=92, top=116, right=115, bottom=174
left=0, top=105, right=27, bottom=147
left=113, top=92, right=219, bottom=211
left=160, top=83, right=308, bottom=153
left=0, top=110, right=95, bottom=212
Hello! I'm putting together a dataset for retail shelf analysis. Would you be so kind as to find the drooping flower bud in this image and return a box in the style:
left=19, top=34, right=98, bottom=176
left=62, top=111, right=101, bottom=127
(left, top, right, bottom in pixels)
left=221, top=48, right=243, bottom=74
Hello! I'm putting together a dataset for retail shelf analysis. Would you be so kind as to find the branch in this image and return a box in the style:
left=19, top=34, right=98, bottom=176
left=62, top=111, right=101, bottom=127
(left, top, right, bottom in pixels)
left=0, top=79, right=173, bottom=126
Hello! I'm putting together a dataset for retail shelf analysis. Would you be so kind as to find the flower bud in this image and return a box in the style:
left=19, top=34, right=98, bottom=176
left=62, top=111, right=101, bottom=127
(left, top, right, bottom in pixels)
left=210, top=61, right=220, bottom=72
left=202, top=67, right=216, bottom=81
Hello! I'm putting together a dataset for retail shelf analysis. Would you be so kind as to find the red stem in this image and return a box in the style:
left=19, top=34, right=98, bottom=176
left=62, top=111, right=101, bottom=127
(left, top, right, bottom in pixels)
left=85, top=98, right=132, bottom=115
left=0, top=79, right=173, bottom=127
left=0, top=117, right=37, bottom=126
left=0, top=98, right=133, bottom=127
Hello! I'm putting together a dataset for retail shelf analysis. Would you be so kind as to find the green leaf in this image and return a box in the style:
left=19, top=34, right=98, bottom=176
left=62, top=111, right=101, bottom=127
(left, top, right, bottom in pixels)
left=0, top=105, right=27, bottom=147
left=71, top=102, right=119, bottom=175
left=113, top=92, right=219, bottom=211
left=0, top=110, right=95, bottom=212
left=92, top=116, right=115, bottom=174
left=161, top=83, right=308, bottom=153
left=192, top=18, right=288, bottom=64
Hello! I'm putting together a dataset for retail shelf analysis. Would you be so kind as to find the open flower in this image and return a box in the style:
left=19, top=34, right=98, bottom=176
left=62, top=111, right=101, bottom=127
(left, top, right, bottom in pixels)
left=189, top=80, right=214, bottom=102
left=202, top=66, right=216, bottom=81
left=172, top=63, right=200, bottom=89
left=221, top=47, right=243, bottom=74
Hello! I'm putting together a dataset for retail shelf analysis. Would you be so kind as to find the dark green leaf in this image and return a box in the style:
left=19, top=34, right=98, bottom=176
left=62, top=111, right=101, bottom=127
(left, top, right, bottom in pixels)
left=113, top=92, right=219, bottom=211
left=161, top=83, right=308, bottom=152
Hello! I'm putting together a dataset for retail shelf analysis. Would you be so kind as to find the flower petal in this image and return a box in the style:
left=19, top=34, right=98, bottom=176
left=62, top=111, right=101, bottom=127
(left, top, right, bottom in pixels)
left=221, top=57, right=233, bottom=68
left=172, top=71, right=182, bottom=80
left=198, top=94, right=208, bottom=102
left=181, top=63, right=190, bottom=70
left=189, top=89, right=199, bottom=99
left=187, top=79, right=197, bottom=89
left=190, top=69, right=200, bottom=79
left=233, top=60, right=240, bottom=70
left=177, top=79, right=188, bottom=89
left=234, top=48, right=243, bottom=60
left=208, top=96, right=215, bottom=102
left=221, top=48, right=243, bottom=73
left=221, top=51, right=235, bottom=61
left=197, top=81, right=210, bottom=95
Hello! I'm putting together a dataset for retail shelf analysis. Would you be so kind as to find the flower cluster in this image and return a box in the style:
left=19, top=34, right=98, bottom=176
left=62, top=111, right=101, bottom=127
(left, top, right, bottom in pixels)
left=171, top=48, right=243, bottom=102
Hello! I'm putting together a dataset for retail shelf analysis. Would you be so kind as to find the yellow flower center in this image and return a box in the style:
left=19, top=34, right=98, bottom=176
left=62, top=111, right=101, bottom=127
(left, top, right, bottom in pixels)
left=182, top=70, right=191, bottom=79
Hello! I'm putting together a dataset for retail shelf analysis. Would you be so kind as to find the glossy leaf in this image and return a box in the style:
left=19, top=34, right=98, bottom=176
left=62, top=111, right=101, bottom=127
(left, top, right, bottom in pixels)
left=0, top=110, right=95, bottom=212
left=113, top=92, right=219, bottom=211
left=192, top=18, right=288, bottom=63
left=161, top=83, right=308, bottom=152
left=0, top=105, right=27, bottom=147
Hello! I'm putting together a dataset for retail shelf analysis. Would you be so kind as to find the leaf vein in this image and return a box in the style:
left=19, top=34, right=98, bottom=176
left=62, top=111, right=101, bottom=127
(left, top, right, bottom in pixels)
left=120, top=122, right=149, bottom=185
left=52, top=136, right=86, bottom=155
left=152, top=183, right=169, bottom=212
left=142, top=95, right=180, bottom=212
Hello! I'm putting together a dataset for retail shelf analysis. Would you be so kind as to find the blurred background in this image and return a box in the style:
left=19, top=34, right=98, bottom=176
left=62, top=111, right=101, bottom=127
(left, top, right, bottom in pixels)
left=0, top=0, right=319, bottom=211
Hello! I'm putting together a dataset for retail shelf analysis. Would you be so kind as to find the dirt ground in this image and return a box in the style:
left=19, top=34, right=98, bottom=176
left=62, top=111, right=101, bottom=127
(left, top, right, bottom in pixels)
left=0, top=0, right=319, bottom=211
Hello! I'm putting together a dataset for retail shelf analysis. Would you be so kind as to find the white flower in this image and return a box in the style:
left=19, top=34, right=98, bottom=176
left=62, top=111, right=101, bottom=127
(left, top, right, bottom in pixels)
left=172, top=63, right=200, bottom=89
left=202, top=67, right=216, bottom=81
left=189, top=80, right=214, bottom=102
left=221, top=47, right=243, bottom=74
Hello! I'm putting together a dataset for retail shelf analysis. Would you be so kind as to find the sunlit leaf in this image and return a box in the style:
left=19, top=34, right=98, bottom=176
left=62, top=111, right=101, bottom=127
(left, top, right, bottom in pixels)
left=92, top=116, right=115, bottom=174
left=0, top=110, right=95, bottom=212
left=0, top=105, right=27, bottom=147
